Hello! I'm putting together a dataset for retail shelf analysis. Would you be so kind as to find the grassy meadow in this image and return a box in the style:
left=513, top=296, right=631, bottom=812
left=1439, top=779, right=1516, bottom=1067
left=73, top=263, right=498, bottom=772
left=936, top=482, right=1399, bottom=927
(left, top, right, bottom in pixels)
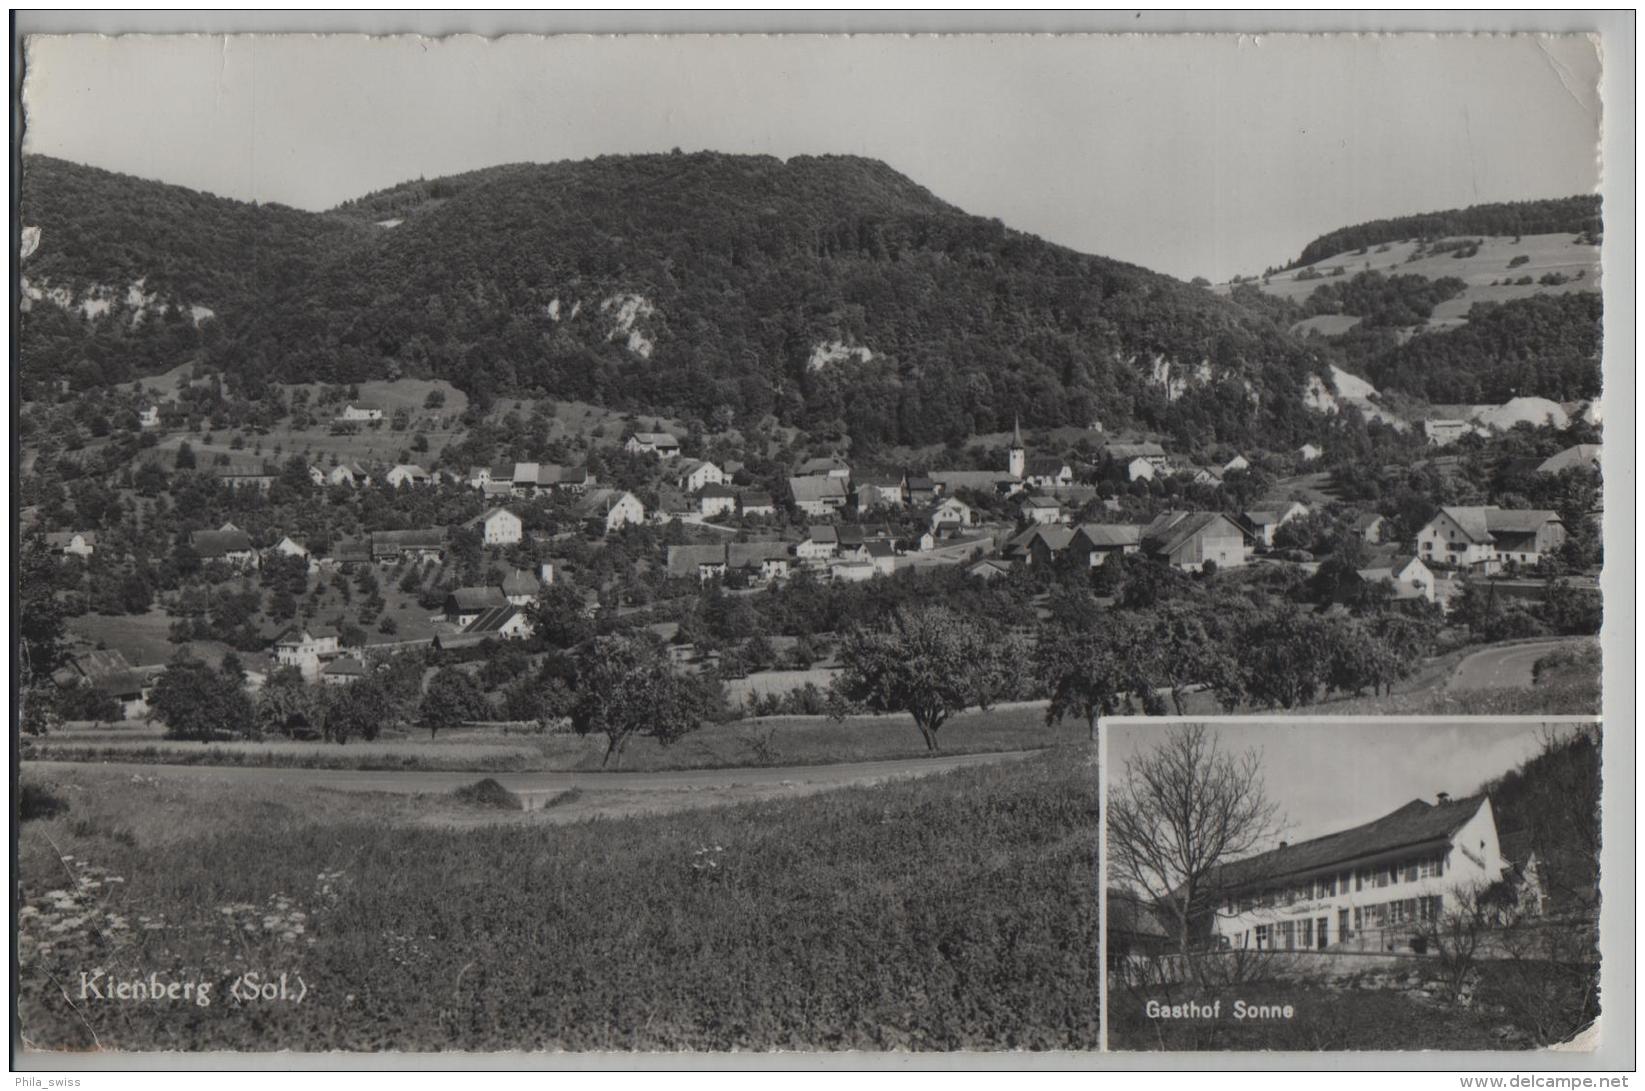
left=17, top=750, right=1100, bottom=1052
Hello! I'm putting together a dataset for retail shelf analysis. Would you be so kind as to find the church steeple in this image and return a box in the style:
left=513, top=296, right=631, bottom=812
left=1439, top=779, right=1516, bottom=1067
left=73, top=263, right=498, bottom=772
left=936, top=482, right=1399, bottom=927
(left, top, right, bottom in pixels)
left=1008, top=415, right=1026, bottom=479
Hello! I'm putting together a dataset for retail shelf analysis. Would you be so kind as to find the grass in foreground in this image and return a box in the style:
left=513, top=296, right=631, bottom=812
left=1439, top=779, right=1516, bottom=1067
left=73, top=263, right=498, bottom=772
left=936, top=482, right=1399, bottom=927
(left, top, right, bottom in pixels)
left=17, top=750, right=1099, bottom=1052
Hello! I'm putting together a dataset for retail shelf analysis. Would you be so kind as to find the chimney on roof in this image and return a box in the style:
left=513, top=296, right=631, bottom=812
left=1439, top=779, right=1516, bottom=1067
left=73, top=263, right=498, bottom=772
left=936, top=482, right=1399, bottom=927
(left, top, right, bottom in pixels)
left=1277, top=840, right=1288, bottom=849
left=1437, top=792, right=1451, bottom=804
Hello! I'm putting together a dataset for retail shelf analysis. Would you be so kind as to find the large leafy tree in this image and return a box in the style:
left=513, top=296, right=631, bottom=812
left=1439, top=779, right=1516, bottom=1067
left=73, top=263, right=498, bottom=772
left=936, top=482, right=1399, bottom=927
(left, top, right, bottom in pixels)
left=833, top=605, right=1006, bottom=752
left=568, top=635, right=717, bottom=767
left=148, top=656, right=255, bottom=742
left=1036, top=612, right=1162, bottom=740
left=420, top=667, right=491, bottom=738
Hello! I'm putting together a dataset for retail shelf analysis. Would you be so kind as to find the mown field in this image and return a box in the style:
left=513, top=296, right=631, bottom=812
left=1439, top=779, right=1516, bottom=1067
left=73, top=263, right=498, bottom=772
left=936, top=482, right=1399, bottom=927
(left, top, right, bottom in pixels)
left=25, top=702, right=1085, bottom=773
left=17, top=751, right=1100, bottom=1052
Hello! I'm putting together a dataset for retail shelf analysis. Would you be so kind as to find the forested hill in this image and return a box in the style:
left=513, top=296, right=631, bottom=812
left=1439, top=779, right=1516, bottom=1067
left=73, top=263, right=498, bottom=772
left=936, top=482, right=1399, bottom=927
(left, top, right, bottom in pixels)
left=21, top=151, right=1336, bottom=450
left=1293, top=194, right=1601, bottom=268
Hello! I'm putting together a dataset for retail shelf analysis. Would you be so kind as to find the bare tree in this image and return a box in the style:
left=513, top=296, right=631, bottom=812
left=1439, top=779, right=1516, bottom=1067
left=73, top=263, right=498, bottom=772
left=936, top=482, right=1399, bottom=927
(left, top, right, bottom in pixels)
left=1421, top=882, right=1493, bottom=1005
left=1107, top=723, right=1282, bottom=982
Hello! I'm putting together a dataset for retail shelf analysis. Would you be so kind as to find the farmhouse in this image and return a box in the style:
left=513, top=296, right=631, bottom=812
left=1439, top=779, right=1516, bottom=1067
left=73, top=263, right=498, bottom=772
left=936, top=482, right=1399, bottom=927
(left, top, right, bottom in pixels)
left=696, top=482, right=739, bottom=518
left=1184, top=466, right=1225, bottom=487
left=371, top=528, right=447, bottom=563
left=1069, top=523, right=1142, bottom=568
left=214, top=458, right=276, bottom=491
left=465, top=605, right=534, bottom=641
left=321, top=657, right=368, bottom=686
left=1104, top=441, right=1170, bottom=478
left=57, top=649, right=152, bottom=720
left=1416, top=507, right=1566, bottom=571
left=789, top=475, right=848, bottom=517
left=467, top=507, right=524, bottom=547
left=796, top=455, right=852, bottom=480
left=739, top=491, right=777, bottom=518
left=676, top=458, right=726, bottom=493
left=905, top=475, right=938, bottom=506
left=855, top=476, right=905, bottom=511
left=668, top=544, right=730, bottom=583
left=929, top=496, right=975, bottom=531
left=1205, top=794, right=1509, bottom=955
left=191, top=524, right=259, bottom=569
left=273, top=625, right=342, bottom=681
left=270, top=536, right=310, bottom=562
left=965, top=557, right=1015, bottom=581
left=137, top=404, right=162, bottom=429
left=929, top=469, right=1014, bottom=496
left=575, top=489, right=646, bottom=534
left=1296, top=443, right=1324, bottom=462
left=1020, top=495, right=1064, bottom=526
left=1023, top=456, right=1074, bottom=491
left=500, top=568, right=542, bottom=606
left=1353, top=553, right=1438, bottom=604
left=1352, top=512, right=1388, bottom=544
left=625, top=431, right=681, bottom=458
left=1222, top=454, right=1251, bottom=473
left=445, top=587, right=509, bottom=627
left=1244, top=501, right=1310, bottom=548
left=320, top=462, right=370, bottom=488
left=337, top=403, right=384, bottom=423
left=385, top=463, right=431, bottom=489
left=796, top=525, right=839, bottom=561
left=728, top=542, right=794, bottom=583
left=1140, top=511, right=1248, bottom=572
left=45, top=531, right=96, bottom=558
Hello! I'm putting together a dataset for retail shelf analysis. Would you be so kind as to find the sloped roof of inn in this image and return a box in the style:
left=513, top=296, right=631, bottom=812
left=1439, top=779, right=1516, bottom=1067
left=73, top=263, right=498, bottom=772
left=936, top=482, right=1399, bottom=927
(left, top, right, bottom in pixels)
left=1211, top=796, right=1488, bottom=890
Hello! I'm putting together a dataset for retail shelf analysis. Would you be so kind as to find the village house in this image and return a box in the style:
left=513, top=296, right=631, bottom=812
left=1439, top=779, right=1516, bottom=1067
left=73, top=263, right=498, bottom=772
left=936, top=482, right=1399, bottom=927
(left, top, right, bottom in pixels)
left=1416, top=506, right=1566, bottom=572
left=337, top=403, right=384, bottom=423
left=191, top=524, right=259, bottom=569
left=863, top=540, right=898, bottom=577
left=1244, top=501, right=1311, bottom=548
left=500, top=568, right=542, bottom=606
left=696, top=483, right=739, bottom=519
left=214, top=458, right=276, bottom=491
left=1104, top=441, right=1171, bottom=481
left=45, top=530, right=96, bottom=558
left=384, top=463, right=431, bottom=489
left=314, top=461, right=370, bottom=488
left=1002, top=525, right=1071, bottom=566
left=1020, top=495, right=1064, bottom=526
left=667, top=544, right=731, bottom=583
left=321, top=657, right=368, bottom=686
left=1296, top=443, right=1324, bottom=463
left=827, top=558, right=879, bottom=583
left=905, top=475, right=938, bottom=506
left=371, top=528, right=447, bottom=564
left=796, top=525, right=840, bottom=562
left=1184, top=465, right=1226, bottom=488
left=55, top=649, right=153, bottom=721
left=855, top=476, right=906, bottom=511
left=575, top=489, right=646, bottom=534
left=676, top=458, right=726, bottom=493
left=625, top=431, right=681, bottom=458
left=1537, top=444, right=1601, bottom=475
left=508, top=462, right=593, bottom=497
left=728, top=542, right=794, bottom=583
left=789, top=475, right=849, bottom=518
left=1140, top=511, right=1248, bottom=572
left=1353, top=512, right=1389, bottom=544
left=929, top=496, right=976, bottom=533
left=445, top=586, right=510, bottom=628
left=1068, top=523, right=1142, bottom=568
left=138, top=404, right=162, bottom=429
left=1023, top=456, right=1074, bottom=491
left=1353, top=553, right=1438, bottom=604
left=965, top=557, right=1015, bottom=581
left=465, top=604, right=534, bottom=641
left=739, top=491, right=777, bottom=518
left=1222, top=453, right=1251, bottom=473
left=795, top=455, right=852, bottom=480
left=467, top=507, right=524, bottom=547
left=273, top=625, right=343, bottom=682
left=1204, top=794, right=1510, bottom=955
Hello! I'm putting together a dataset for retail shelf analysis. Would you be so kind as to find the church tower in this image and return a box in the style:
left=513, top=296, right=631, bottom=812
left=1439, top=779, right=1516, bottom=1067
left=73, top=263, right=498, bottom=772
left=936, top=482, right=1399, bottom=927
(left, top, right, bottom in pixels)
left=1008, top=415, right=1026, bottom=479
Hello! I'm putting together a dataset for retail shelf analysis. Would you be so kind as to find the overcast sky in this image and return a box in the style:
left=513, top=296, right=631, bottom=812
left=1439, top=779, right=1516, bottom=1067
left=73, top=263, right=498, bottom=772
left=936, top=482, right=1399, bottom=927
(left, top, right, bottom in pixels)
left=1105, top=720, right=1581, bottom=861
left=22, top=33, right=1601, bottom=280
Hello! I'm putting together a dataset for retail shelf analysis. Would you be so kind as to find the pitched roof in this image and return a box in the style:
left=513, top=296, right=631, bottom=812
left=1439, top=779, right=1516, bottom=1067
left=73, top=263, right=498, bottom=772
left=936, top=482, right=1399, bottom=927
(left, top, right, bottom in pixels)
left=1485, top=508, right=1561, bottom=534
left=1025, top=456, right=1070, bottom=476
left=1352, top=512, right=1386, bottom=531
left=631, top=431, right=678, bottom=446
left=1021, top=495, right=1061, bottom=510
left=1104, top=441, right=1167, bottom=459
left=797, top=456, right=850, bottom=475
left=45, top=531, right=96, bottom=547
left=1075, top=523, right=1141, bottom=548
left=374, top=528, right=447, bottom=549
left=789, top=476, right=847, bottom=503
left=575, top=488, right=640, bottom=516
left=1213, top=796, right=1489, bottom=890
left=728, top=542, right=793, bottom=568
left=190, top=528, right=254, bottom=556
left=740, top=491, right=775, bottom=509
left=323, top=657, right=368, bottom=677
left=465, top=506, right=518, bottom=528
left=465, top=605, right=526, bottom=634
left=448, top=586, right=509, bottom=611
left=697, top=482, right=738, bottom=499
left=805, top=525, right=839, bottom=544
left=1143, top=511, right=1235, bottom=555
left=929, top=470, right=1010, bottom=492
left=667, top=544, right=728, bottom=578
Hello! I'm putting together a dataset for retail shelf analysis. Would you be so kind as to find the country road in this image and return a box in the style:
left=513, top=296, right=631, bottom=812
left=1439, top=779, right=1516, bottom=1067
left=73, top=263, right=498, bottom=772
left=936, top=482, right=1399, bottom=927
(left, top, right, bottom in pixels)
left=24, top=749, right=1041, bottom=811
left=1447, top=640, right=1581, bottom=692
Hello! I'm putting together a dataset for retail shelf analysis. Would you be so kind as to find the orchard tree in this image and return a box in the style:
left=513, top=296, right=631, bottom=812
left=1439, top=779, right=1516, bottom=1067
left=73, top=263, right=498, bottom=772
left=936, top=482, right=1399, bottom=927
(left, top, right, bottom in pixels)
left=568, top=636, right=718, bottom=767
left=149, top=656, right=255, bottom=742
left=421, top=667, right=490, bottom=738
left=1036, top=612, right=1163, bottom=741
left=833, top=605, right=1006, bottom=752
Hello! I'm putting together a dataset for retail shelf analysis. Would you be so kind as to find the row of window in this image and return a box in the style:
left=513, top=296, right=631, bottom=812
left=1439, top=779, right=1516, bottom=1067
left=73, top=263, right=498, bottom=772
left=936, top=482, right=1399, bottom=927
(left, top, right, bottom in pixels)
left=1223, top=853, right=1446, bottom=914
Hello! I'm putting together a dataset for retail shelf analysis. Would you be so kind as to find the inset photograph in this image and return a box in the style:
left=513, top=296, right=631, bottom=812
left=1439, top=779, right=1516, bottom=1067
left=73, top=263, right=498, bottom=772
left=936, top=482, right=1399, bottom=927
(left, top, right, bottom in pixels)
left=1103, top=718, right=1600, bottom=1051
